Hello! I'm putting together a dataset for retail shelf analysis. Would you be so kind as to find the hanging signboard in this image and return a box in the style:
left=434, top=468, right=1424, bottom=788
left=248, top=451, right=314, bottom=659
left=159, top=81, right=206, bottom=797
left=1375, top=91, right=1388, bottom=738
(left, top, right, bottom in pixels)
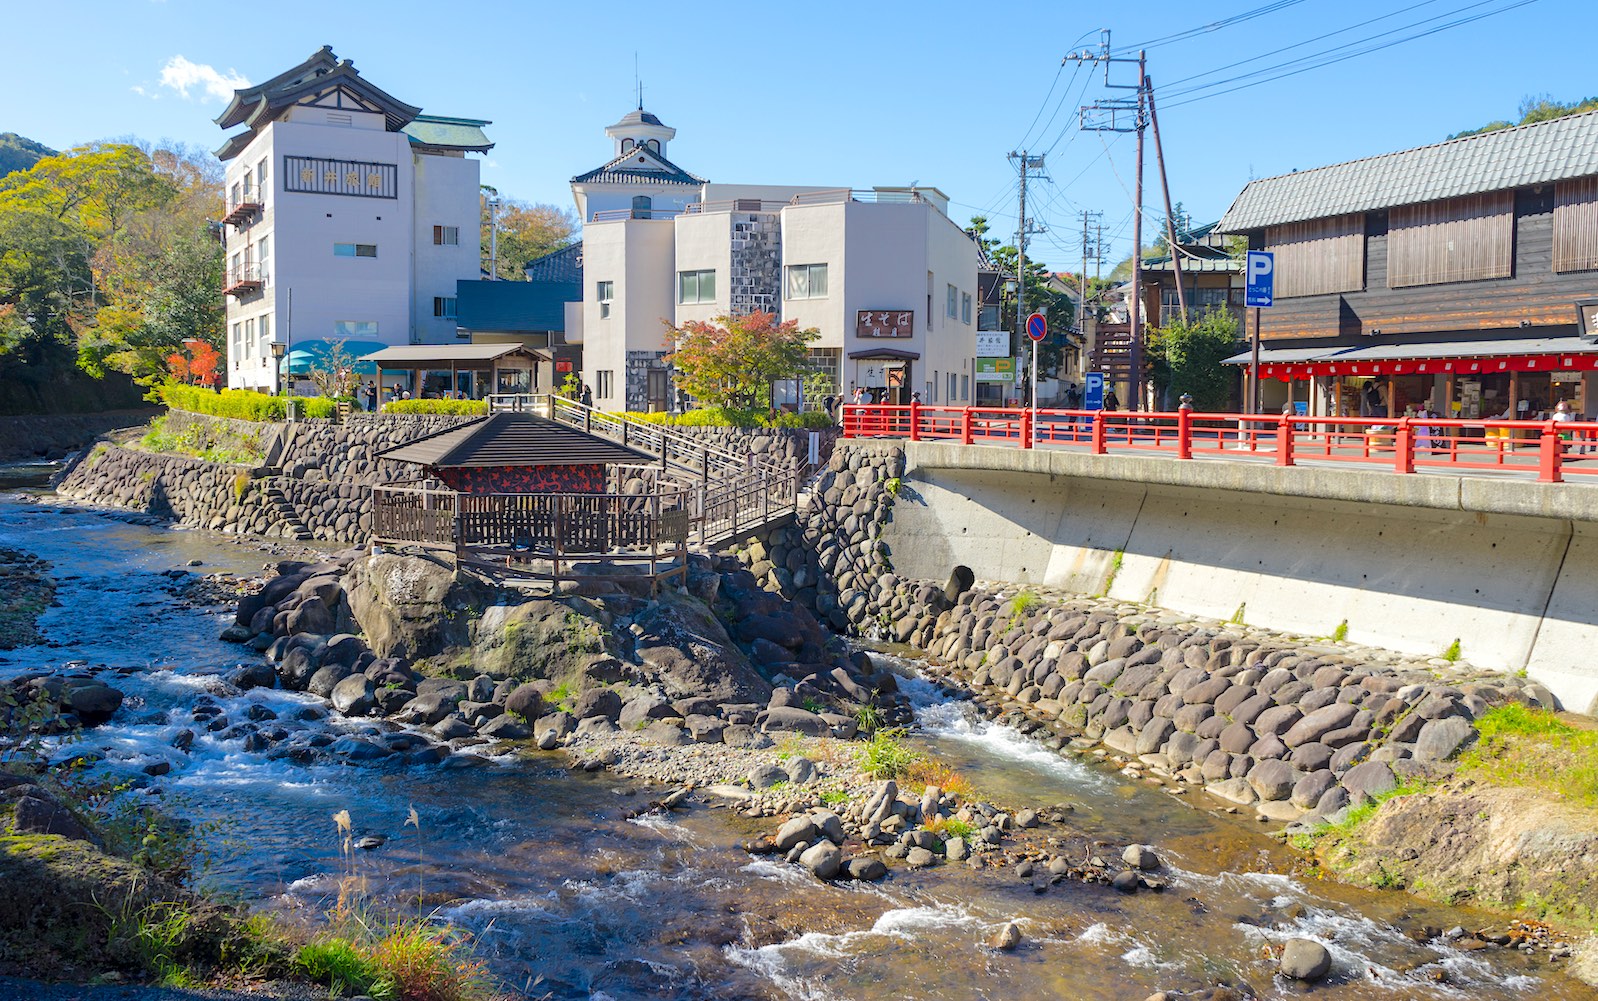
left=855, top=310, right=914, bottom=338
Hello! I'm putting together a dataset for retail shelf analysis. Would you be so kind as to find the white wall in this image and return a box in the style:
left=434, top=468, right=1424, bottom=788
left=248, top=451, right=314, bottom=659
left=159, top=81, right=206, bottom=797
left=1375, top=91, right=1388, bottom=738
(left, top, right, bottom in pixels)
left=673, top=210, right=732, bottom=326
left=575, top=180, right=699, bottom=224
left=411, top=152, right=480, bottom=345
left=778, top=201, right=848, bottom=350
left=580, top=218, right=675, bottom=409
left=223, top=116, right=486, bottom=388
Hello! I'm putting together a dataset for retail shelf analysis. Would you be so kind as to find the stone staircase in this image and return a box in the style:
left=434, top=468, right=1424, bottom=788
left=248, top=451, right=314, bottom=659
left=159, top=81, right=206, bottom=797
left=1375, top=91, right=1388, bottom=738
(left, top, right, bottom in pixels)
left=263, top=483, right=314, bottom=541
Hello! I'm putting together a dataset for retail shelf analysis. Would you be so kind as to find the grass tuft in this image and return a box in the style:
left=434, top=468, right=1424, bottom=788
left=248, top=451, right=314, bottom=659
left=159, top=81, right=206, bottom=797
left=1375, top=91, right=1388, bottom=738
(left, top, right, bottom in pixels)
left=1442, top=638, right=1462, bottom=662
left=1458, top=704, right=1598, bottom=811
left=1331, top=620, right=1349, bottom=643
left=858, top=727, right=922, bottom=779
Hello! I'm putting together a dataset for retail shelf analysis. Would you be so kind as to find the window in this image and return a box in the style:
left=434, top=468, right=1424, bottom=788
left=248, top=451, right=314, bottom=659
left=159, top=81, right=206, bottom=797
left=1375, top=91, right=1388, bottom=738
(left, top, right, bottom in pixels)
left=979, top=304, right=1000, bottom=330
left=961, top=373, right=970, bottom=401
left=678, top=269, right=716, bottom=304
left=1389, top=193, right=1513, bottom=287
left=621, top=139, right=635, bottom=154
left=433, top=225, right=459, bottom=246
left=961, top=292, right=973, bottom=325
left=258, top=315, right=270, bottom=358
left=597, top=370, right=614, bottom=399
left=1265, top=214, right=1363, bottom=297
left=433, top=297, right=457, bottom=319
left=334, top=320, right=378, bottom=340
left=243, top=318, right=254, bottom=358
left=596, top=280, right=614, bottom=318
left=334, top=243, right=377, bottom=258
left=631, top=195, right=653, bottom=219
left=256, top=235, right=270, bottom=271
left=255, top=157, right=268, bottom=194
left=947, top=283, right=959, bottom=319
left=231, top=322, right=242, bottom=361
left=1555, top=178, right=1598, bottom=273
left=948, top=372, right=957, bottom=401
left=646, top=139, right=660, bottom=153
left=785, top=263, right=828, bottom=299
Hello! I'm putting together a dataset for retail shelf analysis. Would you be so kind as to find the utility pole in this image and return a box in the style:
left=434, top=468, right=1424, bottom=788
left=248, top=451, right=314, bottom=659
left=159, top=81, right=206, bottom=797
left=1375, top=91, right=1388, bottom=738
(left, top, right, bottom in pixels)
left=1146, top=77, right=1188, bottom=323
left=1008, top=151, right=1048, bottom=405
left=1078, top=209, right=1103, bottom=381
left=487, top=195, right=501, bottom=280
left=1067, top=31, right=1150, bottom=410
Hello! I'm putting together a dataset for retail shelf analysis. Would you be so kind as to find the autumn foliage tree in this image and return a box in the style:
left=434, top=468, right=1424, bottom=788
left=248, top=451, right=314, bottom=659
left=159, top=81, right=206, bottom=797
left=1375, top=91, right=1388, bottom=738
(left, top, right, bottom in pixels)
left=163, top=339, right=220, bottom=388
left=665, top=311, right=820, bottom=408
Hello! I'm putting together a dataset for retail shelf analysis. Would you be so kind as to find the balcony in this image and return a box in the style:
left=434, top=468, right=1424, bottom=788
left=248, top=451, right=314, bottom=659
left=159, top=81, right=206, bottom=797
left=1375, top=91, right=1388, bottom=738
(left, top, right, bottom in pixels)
left=222, top=190, right=264, bottom=227
left=223, top=264, right=264, bottom=297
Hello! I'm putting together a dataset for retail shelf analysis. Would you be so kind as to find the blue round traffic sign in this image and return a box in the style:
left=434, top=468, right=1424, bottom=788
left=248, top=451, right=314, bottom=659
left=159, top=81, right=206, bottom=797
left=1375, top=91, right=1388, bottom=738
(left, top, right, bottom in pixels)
left=1026, top=312, right=1047, bottom=342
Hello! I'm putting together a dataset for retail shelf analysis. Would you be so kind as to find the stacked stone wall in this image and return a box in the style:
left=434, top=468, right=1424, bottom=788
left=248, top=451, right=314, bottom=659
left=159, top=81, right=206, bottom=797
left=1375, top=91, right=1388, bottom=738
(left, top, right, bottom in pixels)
left=57, top=443, right=288, bottom=537
left=730, top=439, right=1557, bottom=829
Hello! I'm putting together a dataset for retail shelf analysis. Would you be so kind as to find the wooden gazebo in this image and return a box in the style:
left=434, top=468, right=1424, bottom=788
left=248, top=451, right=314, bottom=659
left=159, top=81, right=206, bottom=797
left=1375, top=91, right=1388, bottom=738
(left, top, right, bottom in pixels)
left=372, top=413, right=691, bottom=589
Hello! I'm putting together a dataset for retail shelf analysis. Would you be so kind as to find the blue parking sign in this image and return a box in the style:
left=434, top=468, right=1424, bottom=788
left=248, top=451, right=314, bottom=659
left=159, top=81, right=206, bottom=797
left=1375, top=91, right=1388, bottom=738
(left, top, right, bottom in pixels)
left=1085, top=372, right=1104, bottom=411
left=1245, top=251, right=1274, bottom=308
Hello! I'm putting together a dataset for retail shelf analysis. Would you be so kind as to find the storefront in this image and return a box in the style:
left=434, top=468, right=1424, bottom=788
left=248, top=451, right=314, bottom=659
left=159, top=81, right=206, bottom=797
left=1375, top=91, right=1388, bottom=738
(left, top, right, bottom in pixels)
left=1229, top=336, right=1598, bottom=421
left=847, top=348, right=916, bottom=405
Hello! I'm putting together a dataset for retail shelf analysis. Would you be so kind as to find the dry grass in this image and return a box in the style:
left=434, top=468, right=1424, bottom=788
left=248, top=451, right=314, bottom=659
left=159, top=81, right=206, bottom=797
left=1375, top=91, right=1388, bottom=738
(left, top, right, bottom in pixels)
left=903, top=760, right=976, bottom=800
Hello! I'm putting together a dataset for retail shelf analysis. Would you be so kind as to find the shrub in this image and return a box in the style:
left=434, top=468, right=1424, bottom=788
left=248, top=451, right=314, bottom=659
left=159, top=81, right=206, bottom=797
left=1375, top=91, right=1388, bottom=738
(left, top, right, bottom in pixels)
left=158, top=383, right=338, bottom=422
left=858, top=727, right=922, bottom=779
left=296, top=938, right=386, bottom=997
left=381, top=399, right=488, bottom=416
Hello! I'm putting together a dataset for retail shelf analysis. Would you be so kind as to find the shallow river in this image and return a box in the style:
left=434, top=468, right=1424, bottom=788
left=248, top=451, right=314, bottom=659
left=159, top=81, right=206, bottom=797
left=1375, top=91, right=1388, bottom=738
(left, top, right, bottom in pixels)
left=1, top=486, right=1593, bottom=1000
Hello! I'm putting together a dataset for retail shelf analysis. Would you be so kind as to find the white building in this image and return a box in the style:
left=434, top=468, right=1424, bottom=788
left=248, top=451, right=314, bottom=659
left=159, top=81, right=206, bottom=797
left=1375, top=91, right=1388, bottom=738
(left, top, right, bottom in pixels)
left=568, top=108, right=979, bottom=411
left=214, top=47, right=491, bottom=391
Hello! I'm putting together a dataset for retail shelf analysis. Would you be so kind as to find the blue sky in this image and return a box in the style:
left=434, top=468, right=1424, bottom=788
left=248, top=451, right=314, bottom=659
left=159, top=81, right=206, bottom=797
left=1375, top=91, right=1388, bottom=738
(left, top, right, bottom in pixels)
left=5, top=0, right=1596, bottom=271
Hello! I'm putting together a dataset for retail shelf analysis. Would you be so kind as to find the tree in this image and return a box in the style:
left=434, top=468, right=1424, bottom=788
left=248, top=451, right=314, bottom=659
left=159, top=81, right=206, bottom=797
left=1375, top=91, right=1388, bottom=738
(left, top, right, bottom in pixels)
left=666, top=311, right=820, bottom=408
left=308, top=340, right=361, bottom=399
left=479, top=188, right=576, bottom=280
left=977, top=216, right=1077, bottom=386
left=1145, top=307, right=1242, bottom=411
left=1449, top=94, right=1598, bottom=139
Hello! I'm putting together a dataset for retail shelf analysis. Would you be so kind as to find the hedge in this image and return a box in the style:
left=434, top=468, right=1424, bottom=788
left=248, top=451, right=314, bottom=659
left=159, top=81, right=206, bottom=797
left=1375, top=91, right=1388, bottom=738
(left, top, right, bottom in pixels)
left=159, top=384, right=337, bottom=421
left=380, top=399, right=487, bottom=416
left=621, top=406, right=835, bottom=430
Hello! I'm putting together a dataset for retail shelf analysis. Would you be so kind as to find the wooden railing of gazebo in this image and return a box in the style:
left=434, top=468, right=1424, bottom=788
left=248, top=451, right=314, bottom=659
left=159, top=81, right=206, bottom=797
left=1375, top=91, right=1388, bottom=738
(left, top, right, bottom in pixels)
left=372, top=464, right=692, bottom=591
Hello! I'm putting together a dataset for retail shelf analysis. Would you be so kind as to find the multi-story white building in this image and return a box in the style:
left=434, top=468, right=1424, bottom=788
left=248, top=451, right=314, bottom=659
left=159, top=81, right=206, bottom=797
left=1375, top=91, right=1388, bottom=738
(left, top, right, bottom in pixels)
left=214, top=47, right=491, bottom=391
left=567, top=109, right=979, bottom=411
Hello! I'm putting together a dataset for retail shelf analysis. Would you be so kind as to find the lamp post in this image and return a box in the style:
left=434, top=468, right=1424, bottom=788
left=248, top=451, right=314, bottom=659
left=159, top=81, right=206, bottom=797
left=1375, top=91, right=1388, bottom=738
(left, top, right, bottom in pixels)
left=270, top=340, right=286, bottom=396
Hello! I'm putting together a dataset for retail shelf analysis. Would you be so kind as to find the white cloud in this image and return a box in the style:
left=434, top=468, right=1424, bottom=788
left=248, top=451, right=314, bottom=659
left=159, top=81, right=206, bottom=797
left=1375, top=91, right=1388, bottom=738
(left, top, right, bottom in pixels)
left=157, top=55, right=248, bottom=101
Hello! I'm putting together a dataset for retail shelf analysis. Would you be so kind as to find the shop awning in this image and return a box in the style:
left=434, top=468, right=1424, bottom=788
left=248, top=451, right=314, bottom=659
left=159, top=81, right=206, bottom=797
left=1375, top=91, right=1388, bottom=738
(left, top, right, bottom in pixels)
left=358, top=343, right=545, bottom=368
left=279, top=339, right=389, bottom=375
left=848, top=348, right=920, bottom=361
left=1226, top=335, right=1598, bottom=380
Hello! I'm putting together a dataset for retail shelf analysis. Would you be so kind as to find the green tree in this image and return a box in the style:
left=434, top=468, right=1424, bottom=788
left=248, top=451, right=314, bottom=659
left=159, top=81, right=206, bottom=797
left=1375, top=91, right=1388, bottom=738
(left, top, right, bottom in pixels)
left=666, top=311, right=820, bottom=408
left=1449, top=93, right=1598, bottom=139
left=1146, top=307, right=1242, bottom=411
left=480, top=188, right=576, bottom=280
left=982, top=227, right=1076, bottom=384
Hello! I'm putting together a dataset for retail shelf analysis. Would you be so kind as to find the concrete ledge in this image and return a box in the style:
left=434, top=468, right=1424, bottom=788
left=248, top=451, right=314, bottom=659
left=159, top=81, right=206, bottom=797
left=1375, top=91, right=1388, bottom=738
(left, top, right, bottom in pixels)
left=885, top=440, right=1598, bottom=524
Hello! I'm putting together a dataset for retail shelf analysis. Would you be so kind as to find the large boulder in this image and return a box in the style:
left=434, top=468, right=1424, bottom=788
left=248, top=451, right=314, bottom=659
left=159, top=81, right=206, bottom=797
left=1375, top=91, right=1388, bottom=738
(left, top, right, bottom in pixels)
left=344, top=554, right=488, bottom=662
left=60, top=681, right=123, bottom=726
left=330, top=675, right=374, bottom=716
left=469, top=598, right=609, bottom=681
left=762, top=706, right=829, bottom=736
left=1279, top=938, right=1332, bottom=981
left=630, top=591, right=773, bottom=704
left=1414, top=717, right=1475, bottom=763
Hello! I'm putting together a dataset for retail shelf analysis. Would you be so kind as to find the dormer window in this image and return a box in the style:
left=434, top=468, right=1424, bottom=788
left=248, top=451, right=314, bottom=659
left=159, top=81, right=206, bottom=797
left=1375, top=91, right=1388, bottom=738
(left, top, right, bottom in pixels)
left=621, top=138, right=635, bottom=154
left=646, top=139, right=660, bottom=153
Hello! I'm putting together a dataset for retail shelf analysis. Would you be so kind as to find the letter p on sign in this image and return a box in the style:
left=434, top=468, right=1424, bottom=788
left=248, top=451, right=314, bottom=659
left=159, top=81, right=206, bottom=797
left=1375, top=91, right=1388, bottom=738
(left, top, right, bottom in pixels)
left=1245, top=250, right=1274, bottom=308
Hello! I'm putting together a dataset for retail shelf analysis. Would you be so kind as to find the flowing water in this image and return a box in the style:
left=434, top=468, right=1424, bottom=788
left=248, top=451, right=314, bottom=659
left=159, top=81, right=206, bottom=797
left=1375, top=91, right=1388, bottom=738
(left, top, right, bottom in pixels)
left=2, top=484, right=1593, bottom=1000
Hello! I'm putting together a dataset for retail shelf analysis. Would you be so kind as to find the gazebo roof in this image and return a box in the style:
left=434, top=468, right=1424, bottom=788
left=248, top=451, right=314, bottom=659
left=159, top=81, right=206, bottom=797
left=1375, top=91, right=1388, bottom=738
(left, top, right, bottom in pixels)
left=378, top=413, right=655, bottom=468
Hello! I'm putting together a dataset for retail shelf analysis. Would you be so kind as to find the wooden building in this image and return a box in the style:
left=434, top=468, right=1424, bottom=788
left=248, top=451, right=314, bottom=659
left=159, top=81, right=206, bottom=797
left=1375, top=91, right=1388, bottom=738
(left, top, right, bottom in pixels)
left=377, top=412, right=653, bottom=492
left=1216, top=110, right=1598, bottom=419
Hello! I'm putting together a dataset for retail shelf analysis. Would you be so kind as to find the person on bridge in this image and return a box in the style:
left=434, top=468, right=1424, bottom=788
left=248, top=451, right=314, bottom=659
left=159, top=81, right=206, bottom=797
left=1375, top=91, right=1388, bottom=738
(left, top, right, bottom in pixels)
left=579, top=385, right=593, bottom=408
left=1104, top=388, right=1121, bottom=411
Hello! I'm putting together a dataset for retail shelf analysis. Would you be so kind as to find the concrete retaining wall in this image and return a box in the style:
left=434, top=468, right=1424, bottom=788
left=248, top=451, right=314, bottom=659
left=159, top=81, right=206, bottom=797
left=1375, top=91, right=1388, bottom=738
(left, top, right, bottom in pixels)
left=874, top=442, right=1598, bottom=713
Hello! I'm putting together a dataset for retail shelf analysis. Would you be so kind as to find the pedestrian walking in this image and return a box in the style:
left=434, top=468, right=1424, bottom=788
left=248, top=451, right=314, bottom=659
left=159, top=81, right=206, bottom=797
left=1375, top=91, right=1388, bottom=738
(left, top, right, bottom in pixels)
left=579, top=384, right=593, bottom=408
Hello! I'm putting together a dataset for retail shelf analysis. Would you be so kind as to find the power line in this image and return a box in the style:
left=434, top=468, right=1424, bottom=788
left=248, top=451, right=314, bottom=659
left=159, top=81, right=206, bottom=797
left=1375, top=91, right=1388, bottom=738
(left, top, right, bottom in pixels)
left=1110, top=0, right=1313, bottom=55
left=1161, top=0, right=1539, bottom=108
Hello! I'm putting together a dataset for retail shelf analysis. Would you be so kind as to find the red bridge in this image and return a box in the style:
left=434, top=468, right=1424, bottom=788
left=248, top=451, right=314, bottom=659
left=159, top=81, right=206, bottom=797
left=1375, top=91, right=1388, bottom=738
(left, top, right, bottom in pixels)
left=842, top=404, right=1598, bottom=485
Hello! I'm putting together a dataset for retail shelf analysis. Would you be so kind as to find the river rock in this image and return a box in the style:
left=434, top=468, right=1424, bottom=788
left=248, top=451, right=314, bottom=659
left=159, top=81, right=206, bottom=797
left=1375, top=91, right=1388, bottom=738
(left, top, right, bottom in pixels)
left=800, top=840, right=842, bottom=880
left=330, top=674, right=374, bottom=715
left=432, top=716, right=474, bottom=740
left=761, top=706, right=829, bottom=736
left=13, top=792, right=97, bottom=843
left=60, top=681, right=123, bottom=726
left=1282, top=704, right=1358, bottom=748
left=1341, top=760, right=1398, bottom=804
left=784, top=756, right=816, bottom=785
left=1279, top=938, right=1332, bottom=981
left=1111, top=870, right=1140, bottom=893
left=534, top=712, right=574, bottom=744
left=1413, top=717, right=1475, bottom=762
left=775, top=815, right=818, bottom=853
left=747, top=763, right=787, bottom=789
left=945, top=836, right=969, bottom=861
left=479, top=715, right=531, bottom=740
left=1122, top=845, right=1161, bottom=870
left=572, top=688, right=622, bottom=721
left=503, top=683, right=545, bottom=722
left=329, top=737, right=391, bottom=761
left=307, top=663, right=354, bottom=699
left=226, top=662, right=277, bottom=691
left=619, top=693, right=672, bottom=728
left=398, top=692, right=457, bottom=726
left=990, top=922, right=1022, bottom=950
left=906, top=846, right=936, bottom=869
left=1248, top=759, right=1297, bottom=802
left=846, top=857, right=888, bottom=881
left=1291, top=769, right=1338, bottom=810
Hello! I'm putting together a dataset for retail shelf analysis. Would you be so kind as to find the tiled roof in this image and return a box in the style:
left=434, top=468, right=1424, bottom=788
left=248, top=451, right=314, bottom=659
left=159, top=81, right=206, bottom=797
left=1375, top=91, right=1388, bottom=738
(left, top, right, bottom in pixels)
left=1217, top=109, right=1598, bottom=232
left=379, top=413, right=654, bottom=468
left=403, top=115, right=493, bottom=152
left=524, top=242, right=583, bottom=283
left=611, top=108, right=665, bottom=128
left=571, top=146, right=705, bottom=187
left=455, top=278, right=577, bottom=334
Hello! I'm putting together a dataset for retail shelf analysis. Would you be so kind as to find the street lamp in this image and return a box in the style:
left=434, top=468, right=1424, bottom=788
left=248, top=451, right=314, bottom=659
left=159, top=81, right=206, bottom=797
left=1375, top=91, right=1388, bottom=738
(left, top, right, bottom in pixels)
left=270, top=340, right=287, bottom=397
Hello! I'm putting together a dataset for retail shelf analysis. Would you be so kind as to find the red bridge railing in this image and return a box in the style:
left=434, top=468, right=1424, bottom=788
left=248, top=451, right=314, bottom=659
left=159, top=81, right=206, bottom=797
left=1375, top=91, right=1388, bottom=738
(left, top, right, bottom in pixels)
left=841, top=404, right=1598, bottom=484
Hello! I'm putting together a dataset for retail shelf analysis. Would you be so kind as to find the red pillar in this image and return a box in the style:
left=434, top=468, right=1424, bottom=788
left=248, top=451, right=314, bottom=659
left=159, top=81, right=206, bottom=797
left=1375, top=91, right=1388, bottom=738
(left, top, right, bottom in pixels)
left=1091, top=410, right=1107, bottom=455
left=1177, top=405, right=1192, bottom=460
left=1276, top=412, right=1295, bottom=467
left=961, top=407, right=973, bottom=446
left=1394, top=419, right=1414, bottom=474
left=1540, top=421, right=1564, bottom=483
